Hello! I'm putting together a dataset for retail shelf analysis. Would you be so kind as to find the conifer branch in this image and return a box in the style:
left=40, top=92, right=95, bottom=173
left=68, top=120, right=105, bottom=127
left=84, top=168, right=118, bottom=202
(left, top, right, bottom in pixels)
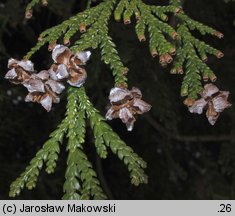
left=76, top=87, right=148, bottom=186
left=169, top=0, right=224, bottom=99
left=63, top=88, right=107, bottom=200
left=5, top=0, right=232, bottom=200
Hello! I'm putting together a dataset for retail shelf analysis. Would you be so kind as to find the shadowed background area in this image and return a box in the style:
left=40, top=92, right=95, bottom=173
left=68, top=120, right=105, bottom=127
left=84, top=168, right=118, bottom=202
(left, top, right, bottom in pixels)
left=0, top=0, right=235, bottom=199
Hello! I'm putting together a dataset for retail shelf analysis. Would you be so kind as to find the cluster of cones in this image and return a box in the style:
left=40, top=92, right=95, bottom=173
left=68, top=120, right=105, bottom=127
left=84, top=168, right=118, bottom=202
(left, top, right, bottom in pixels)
left=184, top=84, right=231, bottom=125
left=4, top=44, right=152, bottom=131
left=5, top=45, right=91, bottom=111
left=4, top=47, right=231, bottom=129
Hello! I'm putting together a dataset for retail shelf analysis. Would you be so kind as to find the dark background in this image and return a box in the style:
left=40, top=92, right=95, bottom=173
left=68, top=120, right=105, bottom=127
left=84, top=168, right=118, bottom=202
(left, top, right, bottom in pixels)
left=0, top=0, right=235, bottom=199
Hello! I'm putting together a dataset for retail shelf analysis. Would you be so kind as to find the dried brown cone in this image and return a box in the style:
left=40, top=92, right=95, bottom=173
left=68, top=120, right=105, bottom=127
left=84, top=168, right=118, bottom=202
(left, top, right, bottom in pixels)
left=50, top=44, right=91, bottom=87
left=24, top=70, right=65, bottom=112
left=187, top=83, right=231, bottom=125
left=52, top=45, right=72, bottom=65
left=67, top=67, right=87, bottom=88
left=5, top=58, right=34, bottom=84
left=25, top=90, right=59, bottom=112
left=106, top=87, right=151, bottom=131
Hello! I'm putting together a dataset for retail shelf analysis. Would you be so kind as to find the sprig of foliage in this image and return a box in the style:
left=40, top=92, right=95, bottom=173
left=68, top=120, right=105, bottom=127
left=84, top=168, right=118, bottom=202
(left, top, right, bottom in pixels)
left=25, top=0, right=48, bottom=18
left=170, top=0, right=224, bottom=99
left=63, top=88, right=106, bottom=200
left=77, top=87, right=148, bottom=186
left=24, top=0, right=225, bottom=99
left=9, top=87, right=147, bottom=199
left=7, top=0, right=230, bottom=199
left=115, top=0, right=179, bottom=61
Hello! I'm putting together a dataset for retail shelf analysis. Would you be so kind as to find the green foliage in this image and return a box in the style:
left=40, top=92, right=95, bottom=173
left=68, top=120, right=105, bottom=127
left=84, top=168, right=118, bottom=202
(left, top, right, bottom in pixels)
left=78, top=87, right=148, bottom=186
left=62, top=89, right=106, bottom=200
left=115, top=0, right=178, bottom=57
left=7, top=0, right=229, bottom=200
left=10, top=87, right=147, bottom=199
left=170, top=2, right=223, bottom=99
left=24, top=0, right=223, bottom=98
